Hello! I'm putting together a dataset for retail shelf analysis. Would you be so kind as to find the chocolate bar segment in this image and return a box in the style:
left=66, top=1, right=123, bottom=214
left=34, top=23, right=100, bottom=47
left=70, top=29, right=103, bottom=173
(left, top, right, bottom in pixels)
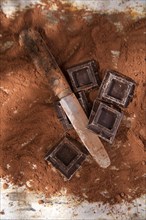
left=76, top=91, right=92, bottom=118
left=67, top=60, right=101, bottom=92
left=55, top=102, right=73, bottom=130
left=98, top=70, right=136, bottom=108
left=45, top=137, right=87, bottom=180
left=88, top=101, right=123, bottom=144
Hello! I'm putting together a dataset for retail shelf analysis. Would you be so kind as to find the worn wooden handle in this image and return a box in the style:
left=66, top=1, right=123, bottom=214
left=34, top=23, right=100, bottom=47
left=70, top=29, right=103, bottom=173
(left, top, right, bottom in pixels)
left=19, top=29, right=71, bottom=98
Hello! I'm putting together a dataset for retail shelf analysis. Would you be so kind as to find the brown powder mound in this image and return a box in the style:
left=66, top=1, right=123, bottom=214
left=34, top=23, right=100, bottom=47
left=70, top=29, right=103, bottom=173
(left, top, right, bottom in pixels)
left=0, top=4, right=146, bottom=204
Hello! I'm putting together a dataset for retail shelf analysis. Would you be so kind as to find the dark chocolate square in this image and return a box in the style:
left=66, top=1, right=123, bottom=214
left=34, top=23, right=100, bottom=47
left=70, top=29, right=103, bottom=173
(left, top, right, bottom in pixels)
left=98, top=70, right=136, bottom=108
left=67, top=60, right=101, bottom=92
left=45, top=137, right=87, bottom=180
left=88, top=101, right=123, bottom=144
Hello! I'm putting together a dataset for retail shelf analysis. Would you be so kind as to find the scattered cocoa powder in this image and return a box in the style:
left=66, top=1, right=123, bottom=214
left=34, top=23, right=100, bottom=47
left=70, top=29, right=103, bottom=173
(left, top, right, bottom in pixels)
left=0, top=2, right=146, bottom=204
left=38, top=199, right=44, bottom=204
left=2, top=183, right=9, bottom=189
left=0, top=211, right=5, bottom=215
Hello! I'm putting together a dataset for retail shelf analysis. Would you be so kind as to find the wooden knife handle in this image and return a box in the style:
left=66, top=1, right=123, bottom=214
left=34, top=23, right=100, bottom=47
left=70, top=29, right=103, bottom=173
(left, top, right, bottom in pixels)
left=19, top=29, right=71, bottom=99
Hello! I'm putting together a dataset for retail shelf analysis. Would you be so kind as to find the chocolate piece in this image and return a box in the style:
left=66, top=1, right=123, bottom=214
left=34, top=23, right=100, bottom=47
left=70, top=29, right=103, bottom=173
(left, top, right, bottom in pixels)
left=98, top=70, right=136, bottom=108
left=88, top=101, right=123, bottom=144
left=67, top=60, right=101, bottom=92
left=45, top=137, right=87, bottom=179
left=76, top=91, right=92, bottom=118
left=55, top=102, right=73, bottom=130
left=55, top=92, right=91, bottom=129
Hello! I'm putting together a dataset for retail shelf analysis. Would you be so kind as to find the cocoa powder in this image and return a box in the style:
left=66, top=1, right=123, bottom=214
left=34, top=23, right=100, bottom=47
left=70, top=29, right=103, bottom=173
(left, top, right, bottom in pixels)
left=0, top=3, right=146, bottom=204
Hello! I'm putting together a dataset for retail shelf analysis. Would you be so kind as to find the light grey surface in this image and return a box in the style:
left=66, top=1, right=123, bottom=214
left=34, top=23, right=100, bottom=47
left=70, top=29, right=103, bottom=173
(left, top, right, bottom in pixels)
left=0, top=0, right=146, bottom=17
left=1, top=180, right=146, bottom=220
left=65, top=0, right=146, bottom=14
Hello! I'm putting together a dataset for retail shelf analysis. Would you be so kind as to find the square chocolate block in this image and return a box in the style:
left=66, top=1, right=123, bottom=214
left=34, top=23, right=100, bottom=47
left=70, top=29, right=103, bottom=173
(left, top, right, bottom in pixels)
left=66, top=60, right=101, bottom=92
left=55, top=92, right=91, bottom=130
left=98, top=70, right=136, bottom=108
left=45, top=137, right=87, bottom=180
left=88, top=101, right=123, bottom=143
